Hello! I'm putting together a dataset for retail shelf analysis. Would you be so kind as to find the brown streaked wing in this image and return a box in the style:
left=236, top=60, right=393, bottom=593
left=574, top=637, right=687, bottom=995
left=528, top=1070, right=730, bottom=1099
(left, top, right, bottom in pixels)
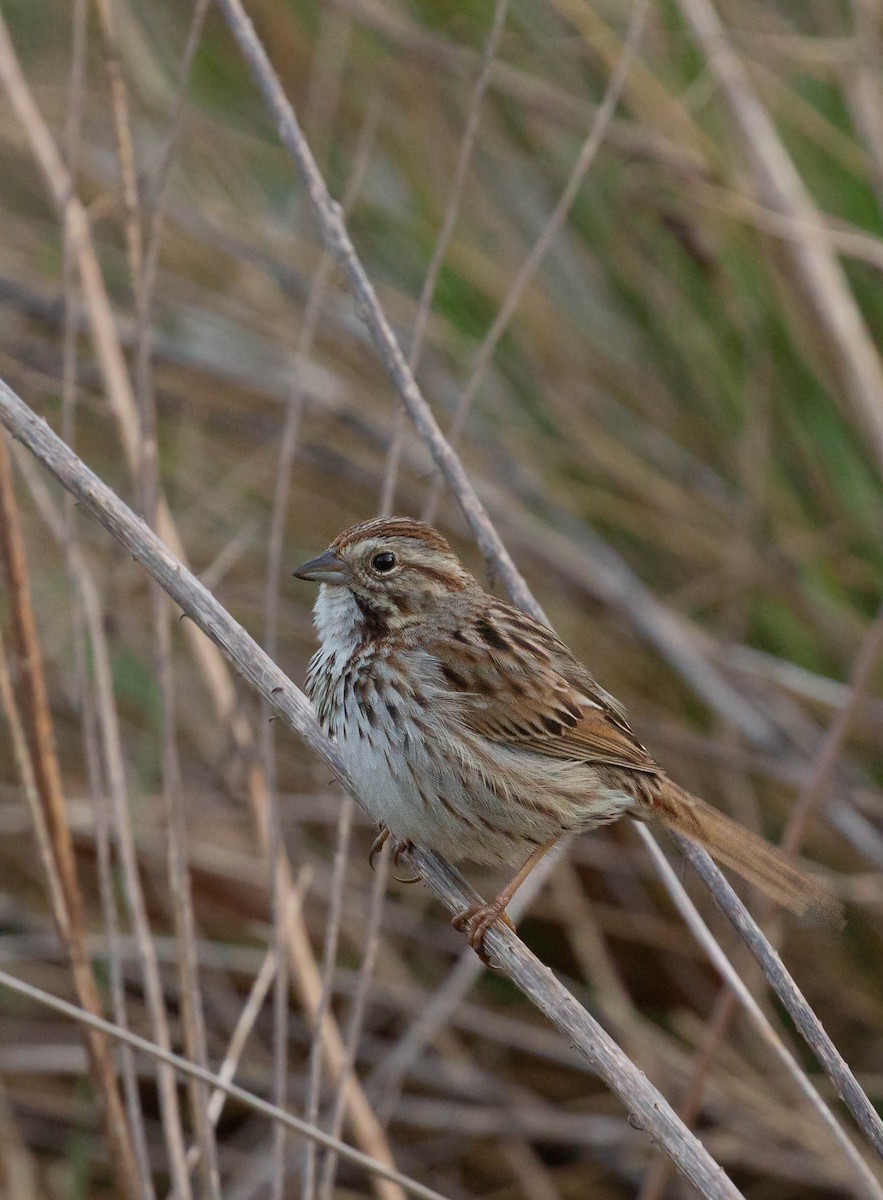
left=428, top=602, right=661, bottom=776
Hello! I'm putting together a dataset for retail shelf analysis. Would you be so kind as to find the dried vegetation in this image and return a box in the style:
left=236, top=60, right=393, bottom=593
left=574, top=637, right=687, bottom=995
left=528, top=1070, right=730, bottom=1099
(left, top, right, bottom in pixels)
left=0, top=0, right=882, bottom=1197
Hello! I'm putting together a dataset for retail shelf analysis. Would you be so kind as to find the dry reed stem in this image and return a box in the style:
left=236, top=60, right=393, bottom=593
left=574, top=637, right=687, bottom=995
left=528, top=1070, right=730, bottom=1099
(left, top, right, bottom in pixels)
left=674, top=831, right=883, bottom=1159
left=183, top=870, right=308, bottom=1182
left=642, top=601, right=883, bottom=1198
left=0, top=967, right=449, bottom=1200
left=303, top=798, right=355, bottom=1198
left=0, top=375, right=743, bottom=1200
left=319, top=840, right=390, bottom=1198
left=18, top=438, right=399, bottom=1199
left=90, top=0, right=144, bottom=297
left=421, top=0, right=647, bottom=523
left=15, top=443, right=159, bottom=1200
left=213, top=0, right=543, bottom=621
left=380, top=0, right=510, bottom=516
left=63, top=511, right=157, bottom=1195
left=263, top=102, right=381, bottom=1199
left=133, top=2, right=221, bottom=1191
left=176, top=0, right=879, bottom=1175
left=9, top=446, right=192, bottom=1200
left=0, top=435, right=141, bottom=1200
left=635, top=823, right=883, bottom=1199
left=674, top=0, right=883, bottom=471
left=0, top=15, right=400, bottom=1181
left=0, top=661, right=71, bottom=1200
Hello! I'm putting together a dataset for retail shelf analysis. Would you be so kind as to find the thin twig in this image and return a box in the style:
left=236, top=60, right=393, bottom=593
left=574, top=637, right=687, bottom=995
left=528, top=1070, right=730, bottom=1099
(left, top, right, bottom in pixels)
left=0, top=436, right=142, bottom=1200
left=0, top=17, right=400, bottom=1178
left=133, top=3, right=219, bottom=1192
left=635, top=823, right=883, bottom=1199
left=421, top=0, right=647, bottom=522
left=380, top=0, right=510, bottom=515
left=674, top=0, right=883, bottom=472
left=303, top=799, right=355, bottom=1199
left=319, top=840, right=390, bottom=1198
left=674, top=829, right=883, bottom=1159
left=0, top=967, right=451, bottom=1200
left=213, top=0, right=543, bottom=619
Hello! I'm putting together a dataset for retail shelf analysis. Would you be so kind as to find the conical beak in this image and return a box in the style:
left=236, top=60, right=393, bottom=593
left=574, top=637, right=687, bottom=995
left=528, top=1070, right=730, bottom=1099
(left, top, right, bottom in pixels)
left=291, top=548, right=349, bottom=584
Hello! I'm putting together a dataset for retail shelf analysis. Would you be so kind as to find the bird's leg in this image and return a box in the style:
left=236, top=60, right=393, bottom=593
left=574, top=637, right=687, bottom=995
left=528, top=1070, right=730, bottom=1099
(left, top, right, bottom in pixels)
left=367, top=826, right=420, bottom=883
left=452, top=838, right=558, bottom=964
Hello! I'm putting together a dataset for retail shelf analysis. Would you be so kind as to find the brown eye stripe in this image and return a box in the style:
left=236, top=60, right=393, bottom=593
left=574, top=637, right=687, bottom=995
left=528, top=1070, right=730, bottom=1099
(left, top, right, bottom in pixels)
left=409, top=563, right=465, bottom=588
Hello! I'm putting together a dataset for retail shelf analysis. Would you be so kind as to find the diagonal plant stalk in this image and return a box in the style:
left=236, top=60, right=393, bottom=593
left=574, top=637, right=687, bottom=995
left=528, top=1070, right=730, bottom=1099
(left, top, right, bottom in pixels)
left=0, top=966, right=448, bottom=1200
left=0, top=373, right=743, bottom=1200
left=420, top=0, right=647, bottom=524
left=0, top=14, right=401, bottom=1187
left=208, top=0, right=882, bottom=1167
left=0, top=434, right=142, bottom=1200
left=674, top=0, right=883, bottom=471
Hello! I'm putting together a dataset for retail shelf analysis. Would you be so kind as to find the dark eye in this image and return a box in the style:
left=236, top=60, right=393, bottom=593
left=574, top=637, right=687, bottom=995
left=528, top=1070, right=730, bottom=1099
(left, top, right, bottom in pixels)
left=371, top=551, right=397, bottom=574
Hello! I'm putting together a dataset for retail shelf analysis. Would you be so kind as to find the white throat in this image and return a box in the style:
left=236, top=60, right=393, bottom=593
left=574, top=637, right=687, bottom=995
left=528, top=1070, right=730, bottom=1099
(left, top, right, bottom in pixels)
left=313, top=584, right=363, bottom=661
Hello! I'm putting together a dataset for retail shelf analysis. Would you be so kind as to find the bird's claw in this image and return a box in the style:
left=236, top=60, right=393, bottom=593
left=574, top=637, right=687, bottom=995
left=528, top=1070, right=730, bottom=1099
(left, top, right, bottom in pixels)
left=367, top=827, right=389, bottom=872
left=451, top=902, right=515, bottom=966
left=368, top=827, right=420, bottom=883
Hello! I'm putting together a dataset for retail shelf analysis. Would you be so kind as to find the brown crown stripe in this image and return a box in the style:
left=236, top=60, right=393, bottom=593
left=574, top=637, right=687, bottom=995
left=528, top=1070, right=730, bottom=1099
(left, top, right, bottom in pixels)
left=331, top=516, right=452, bottom=554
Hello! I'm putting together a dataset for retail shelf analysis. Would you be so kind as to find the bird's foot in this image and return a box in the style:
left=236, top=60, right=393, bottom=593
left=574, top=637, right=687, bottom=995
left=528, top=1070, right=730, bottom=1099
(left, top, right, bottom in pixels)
left=452, top=902, right=516, bottom=966
left=367, top=827, right=419, bottom=883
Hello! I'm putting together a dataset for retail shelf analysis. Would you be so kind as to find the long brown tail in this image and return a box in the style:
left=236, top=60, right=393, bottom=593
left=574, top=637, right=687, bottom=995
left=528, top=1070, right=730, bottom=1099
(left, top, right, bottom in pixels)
left=651, top=781, right=843, bottom=928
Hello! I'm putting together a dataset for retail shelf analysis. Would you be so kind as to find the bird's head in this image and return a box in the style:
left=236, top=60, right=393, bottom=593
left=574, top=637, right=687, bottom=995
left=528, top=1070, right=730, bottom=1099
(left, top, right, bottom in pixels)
left=293, top=517, right=472, bottom=636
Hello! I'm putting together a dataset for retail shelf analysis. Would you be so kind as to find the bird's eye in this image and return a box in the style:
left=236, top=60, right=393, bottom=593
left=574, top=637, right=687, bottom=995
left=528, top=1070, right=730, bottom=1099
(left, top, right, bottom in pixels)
left=371, top=551, right=397, bottom=574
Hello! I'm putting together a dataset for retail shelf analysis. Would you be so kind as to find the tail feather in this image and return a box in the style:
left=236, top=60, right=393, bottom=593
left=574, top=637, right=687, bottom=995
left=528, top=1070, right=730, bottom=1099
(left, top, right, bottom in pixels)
left=652, top=782, right=843, bottom=929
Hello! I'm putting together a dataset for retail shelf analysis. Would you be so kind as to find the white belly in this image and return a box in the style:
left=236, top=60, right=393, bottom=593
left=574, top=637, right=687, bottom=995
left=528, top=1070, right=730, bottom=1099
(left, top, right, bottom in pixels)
left=310, top=648, right=634, bottom=865
left=305, top=587, right=633, bottom=865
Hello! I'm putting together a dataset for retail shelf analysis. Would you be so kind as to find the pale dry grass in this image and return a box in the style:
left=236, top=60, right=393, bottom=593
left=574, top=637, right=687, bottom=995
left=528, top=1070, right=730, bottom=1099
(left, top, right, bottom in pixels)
left=0, top=1, right=882, bottom=1198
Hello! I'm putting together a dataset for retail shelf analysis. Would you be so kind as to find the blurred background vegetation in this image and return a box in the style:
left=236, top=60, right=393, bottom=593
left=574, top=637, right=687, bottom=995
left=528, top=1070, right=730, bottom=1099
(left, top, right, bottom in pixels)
left=0, top=0, right=882, bottom=1196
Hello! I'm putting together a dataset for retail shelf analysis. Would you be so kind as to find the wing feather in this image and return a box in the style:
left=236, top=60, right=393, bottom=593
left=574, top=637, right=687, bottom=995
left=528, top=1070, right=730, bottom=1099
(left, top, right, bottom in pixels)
left=427, top=600, right=659, bottom=776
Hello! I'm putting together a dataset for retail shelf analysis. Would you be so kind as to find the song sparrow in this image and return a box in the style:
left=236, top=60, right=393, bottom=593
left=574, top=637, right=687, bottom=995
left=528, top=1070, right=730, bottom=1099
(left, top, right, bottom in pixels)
left=294, top=517, right=839, bottom=958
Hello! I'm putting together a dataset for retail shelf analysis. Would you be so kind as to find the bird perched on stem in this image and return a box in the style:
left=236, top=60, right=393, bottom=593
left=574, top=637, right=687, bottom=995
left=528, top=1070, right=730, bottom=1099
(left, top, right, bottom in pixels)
left=293, top=517, right=840, bottom=960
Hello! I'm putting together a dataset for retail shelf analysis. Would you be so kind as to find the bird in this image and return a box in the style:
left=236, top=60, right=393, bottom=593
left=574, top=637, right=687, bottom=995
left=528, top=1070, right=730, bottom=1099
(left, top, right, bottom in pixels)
left=293, top=516, right=840, bottom=959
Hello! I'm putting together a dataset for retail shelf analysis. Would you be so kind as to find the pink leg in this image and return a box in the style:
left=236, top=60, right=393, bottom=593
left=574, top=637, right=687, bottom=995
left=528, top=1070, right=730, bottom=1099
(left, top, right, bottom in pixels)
left=452, top=838, right=558, bottom=964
